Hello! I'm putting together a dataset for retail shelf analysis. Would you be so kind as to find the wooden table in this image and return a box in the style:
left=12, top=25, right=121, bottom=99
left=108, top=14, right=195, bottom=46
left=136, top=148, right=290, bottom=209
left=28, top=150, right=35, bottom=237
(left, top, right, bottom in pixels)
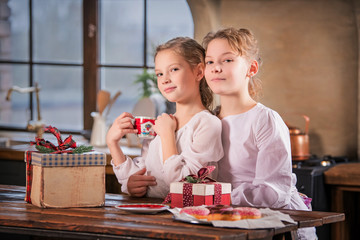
left=324, top=162, right=360, bottom=240
left=0, top=185, right=344, bottom=240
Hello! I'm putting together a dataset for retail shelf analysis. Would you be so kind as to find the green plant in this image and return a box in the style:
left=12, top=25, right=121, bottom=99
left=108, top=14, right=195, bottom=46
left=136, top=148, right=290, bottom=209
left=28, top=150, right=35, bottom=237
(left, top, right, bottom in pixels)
left=134, top=69, right=158, bottom=98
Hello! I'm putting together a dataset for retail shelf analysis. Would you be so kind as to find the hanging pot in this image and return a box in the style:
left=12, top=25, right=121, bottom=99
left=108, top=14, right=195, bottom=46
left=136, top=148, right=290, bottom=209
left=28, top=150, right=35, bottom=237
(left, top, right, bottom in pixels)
left=287, top=115, right=310, bottom=161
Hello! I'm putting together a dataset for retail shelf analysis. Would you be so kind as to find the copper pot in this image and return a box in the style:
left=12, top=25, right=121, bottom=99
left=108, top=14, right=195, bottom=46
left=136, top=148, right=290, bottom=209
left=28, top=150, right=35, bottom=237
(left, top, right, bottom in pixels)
left=287, top=115, right=310, bottom=161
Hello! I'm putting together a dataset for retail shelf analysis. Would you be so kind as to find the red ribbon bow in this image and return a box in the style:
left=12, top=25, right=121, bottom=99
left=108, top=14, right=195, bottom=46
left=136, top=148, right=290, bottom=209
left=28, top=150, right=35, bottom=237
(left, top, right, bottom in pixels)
left=30, top=125, right=77, bottom=154
left=181, top=166, right=217, bottom=183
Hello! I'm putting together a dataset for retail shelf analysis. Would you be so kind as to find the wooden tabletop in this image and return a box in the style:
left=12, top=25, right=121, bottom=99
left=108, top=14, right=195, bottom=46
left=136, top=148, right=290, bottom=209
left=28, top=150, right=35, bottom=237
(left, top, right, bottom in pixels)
left=0, top=185, right=345, bottom=240
left=324, top=162, right=360, bottom=186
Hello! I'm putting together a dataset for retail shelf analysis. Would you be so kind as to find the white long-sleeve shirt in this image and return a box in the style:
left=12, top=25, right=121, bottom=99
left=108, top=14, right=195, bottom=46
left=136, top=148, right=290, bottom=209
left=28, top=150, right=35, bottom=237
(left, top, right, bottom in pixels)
left=218, top=103, right=308, bottom=210
left=218, top=103, right=316, bottom=239
left=112, top=110, right=224, bottom=198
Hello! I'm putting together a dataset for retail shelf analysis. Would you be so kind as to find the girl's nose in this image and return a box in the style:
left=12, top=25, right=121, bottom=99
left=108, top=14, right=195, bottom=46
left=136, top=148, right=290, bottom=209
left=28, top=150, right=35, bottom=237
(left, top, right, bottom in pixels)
left=161, top=74, right=171, bottom=84
left=212, top=65, right=222, bottom=73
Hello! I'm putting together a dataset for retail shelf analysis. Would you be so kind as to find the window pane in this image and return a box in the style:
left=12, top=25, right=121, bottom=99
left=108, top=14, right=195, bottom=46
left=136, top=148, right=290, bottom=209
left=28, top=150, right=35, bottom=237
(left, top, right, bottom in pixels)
left=100, top=0, right=144, bottom=65
left=100, top=68, right=143, bottom=121
left=33, top=0, right=82, bottom=63
left=1, top=0, right=29, bottom=61
left=34, top=65, right=83, bottom=130
left=0, top=64, right=29, bottom=127
left=147, top=0, right=193, bottom=66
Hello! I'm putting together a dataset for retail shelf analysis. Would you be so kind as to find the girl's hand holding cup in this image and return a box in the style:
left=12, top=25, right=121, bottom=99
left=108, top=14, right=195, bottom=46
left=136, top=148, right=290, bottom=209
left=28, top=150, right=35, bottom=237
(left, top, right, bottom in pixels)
left=106, top=112, right=138, bottom=145
left=153, top=113, right=177, bottom=136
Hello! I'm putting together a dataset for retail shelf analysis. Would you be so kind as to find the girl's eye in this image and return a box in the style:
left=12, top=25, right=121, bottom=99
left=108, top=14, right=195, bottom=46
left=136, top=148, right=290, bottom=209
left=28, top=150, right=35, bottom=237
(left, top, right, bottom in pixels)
left=171, top=68, right=179, bottom=72
left=224, top=59, right=233, bottom=63
left=156, top=73, right=163, bottom=77
left=206, top=61, right=213, bottom=65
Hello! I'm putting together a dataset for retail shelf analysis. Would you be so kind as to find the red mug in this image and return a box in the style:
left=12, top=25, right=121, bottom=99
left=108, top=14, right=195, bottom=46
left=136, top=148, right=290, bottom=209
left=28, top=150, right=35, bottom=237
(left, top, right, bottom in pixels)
left=133, top=116, right=156, bottom=139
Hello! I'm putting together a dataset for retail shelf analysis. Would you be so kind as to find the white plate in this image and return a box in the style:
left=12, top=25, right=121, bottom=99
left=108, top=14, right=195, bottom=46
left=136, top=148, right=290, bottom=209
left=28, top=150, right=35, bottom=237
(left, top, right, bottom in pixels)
left=115, top=203, right=169, bottom=214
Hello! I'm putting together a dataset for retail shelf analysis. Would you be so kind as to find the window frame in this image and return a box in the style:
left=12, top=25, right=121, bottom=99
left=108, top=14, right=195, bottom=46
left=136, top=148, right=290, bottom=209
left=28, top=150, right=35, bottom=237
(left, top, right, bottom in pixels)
left=83, top=0, right=98, bottom=131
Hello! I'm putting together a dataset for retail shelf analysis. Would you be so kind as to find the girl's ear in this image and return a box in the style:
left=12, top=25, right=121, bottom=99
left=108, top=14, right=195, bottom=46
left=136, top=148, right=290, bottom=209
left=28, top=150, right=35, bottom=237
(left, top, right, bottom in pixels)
left=249, top=60, right=259, bottom=76
left=195, top=63, right=205, bottom=81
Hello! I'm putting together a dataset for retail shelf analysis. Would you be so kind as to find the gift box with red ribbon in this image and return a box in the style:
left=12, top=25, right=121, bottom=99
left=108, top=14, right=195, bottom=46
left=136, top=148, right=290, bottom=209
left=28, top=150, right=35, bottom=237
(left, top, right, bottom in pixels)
left=25, top=126, right=106, bottom=208
left=164, top=166, right=231, bottom=208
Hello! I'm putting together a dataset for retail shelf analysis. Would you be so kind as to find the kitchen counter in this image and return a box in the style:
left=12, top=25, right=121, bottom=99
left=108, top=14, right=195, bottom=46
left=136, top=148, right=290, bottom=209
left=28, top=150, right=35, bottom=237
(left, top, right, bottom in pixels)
left=324, top=163, right=360, bottom=240
left=0, top=130, right=141, bottom=163
left=0, top=130, right=141, bottom=193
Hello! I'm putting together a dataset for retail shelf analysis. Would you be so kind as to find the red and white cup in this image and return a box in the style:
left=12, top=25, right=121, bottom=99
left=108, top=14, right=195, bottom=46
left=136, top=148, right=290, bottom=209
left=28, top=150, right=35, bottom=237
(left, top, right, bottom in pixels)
left=133, top=116, right=156, bottom=139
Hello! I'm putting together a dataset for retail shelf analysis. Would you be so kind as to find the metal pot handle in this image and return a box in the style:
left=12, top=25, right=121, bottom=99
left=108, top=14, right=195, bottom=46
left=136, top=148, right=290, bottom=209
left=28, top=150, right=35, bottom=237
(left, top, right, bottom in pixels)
left=284, top=114, right=310, bottom=134
left=302, top=115, right=310, bottom=134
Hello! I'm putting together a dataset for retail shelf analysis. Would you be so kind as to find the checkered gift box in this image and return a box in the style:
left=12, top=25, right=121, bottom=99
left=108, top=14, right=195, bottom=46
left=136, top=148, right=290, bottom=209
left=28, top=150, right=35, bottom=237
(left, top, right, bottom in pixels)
left=25, top=151, right=106, bottom=208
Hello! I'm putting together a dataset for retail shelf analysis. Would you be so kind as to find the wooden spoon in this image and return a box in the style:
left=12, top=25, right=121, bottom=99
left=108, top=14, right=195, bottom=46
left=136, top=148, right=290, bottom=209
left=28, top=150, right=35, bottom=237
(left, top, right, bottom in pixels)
left=97, top=90, right=110, bottom=116
left=105, top=91, right=122, bottom=117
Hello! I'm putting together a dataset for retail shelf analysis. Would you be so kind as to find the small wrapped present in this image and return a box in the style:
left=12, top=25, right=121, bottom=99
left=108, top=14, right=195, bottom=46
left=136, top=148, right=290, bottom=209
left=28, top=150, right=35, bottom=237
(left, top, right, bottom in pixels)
left=25, top=126, right=106, bottom=208
left=164, top=166, right=231, bottom=208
